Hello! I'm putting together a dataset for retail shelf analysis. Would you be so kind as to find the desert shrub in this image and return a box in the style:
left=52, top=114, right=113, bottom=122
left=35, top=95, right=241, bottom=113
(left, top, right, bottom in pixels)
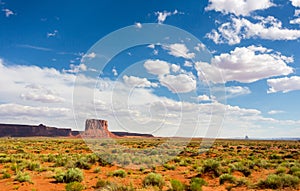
left=163, top=163, right=176, bottom=170
left=54, top=168, right=84, bottom=183
left=65, top=168, right=84, bottom=183
left=2, top=171, right=11, bottom=179
left=202, top=159, right=220, bottom=176
left=143, top=173, right=164, bottom=189
left=276, top=166, right=287, bottom=174
left=95, top=179, right=134, bottom=191
left=230, top=162, right=251, bottom=177
left=190, top=177, right=206, bottom=191
left=170, top=179, right=185, bottom=191
left=235, top=177, right=249, bottom=187
left=258, top=174, right=299, bottom=189
left=179, top=160, right=188, bottom=166
left=93, top=167, right=101, bottom=173
left=75, top=157, right=91, bottom=170
left=112, top=169, right=127, bottom=178
left=27, top=161, right=41, bottom=171
left=219, top=173, right=236, bottom=185
left=65, top=182, right=84, bottom=191
left=14, top=171, right=31, bottom=183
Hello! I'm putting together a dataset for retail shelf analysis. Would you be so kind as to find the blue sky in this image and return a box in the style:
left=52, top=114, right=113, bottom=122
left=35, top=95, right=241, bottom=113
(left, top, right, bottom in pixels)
left=0, top=0, right=300, bottom=138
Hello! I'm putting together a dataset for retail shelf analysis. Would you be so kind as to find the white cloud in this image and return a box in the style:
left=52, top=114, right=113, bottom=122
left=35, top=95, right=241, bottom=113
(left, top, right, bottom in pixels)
left=82, top=52, right=96, bottom=59
left=159, top=73, right=197, bottom=93
left=291, top=0, right=300, bottom=7
left=267, top=76, right=300, bottom=93
left=207, top=16, right=300, bottom=45
left=2, top=8, right=14, bottom=17
left=290, top=18, right=300, bottom=24
left=0, top=58, right=299, bottom=138
left=144, top=59, right=170, bottom=76
left=135, top=22, right=142, bottom=28
left=147, top=44, right=155, bottom=49
left=268, top=110, right=285, bottom=115
left=295, top=9, right=300, bottom=16
left=171, top=64, right=181, bottom=73
left=194, top=43, right=206, bottom=52
left=205, top=0, right=274, bottom=16
left=123, top=75, right=158, bottom=88
left=184, top=61, right=193, bottom=67
left=195, top=46, right=294, bottom=83
left=63, top=63, right=87, bottom=73
left=47, top=30, right=58, bottom=38
left=226, top=86, right=251, bottom=98
left=20, top=85, right=65, bottom=103
left=194, top=95, right=211, bottom=102
left=163, top=43, right=195, bottom=59
left=112, top=68, right=118, bottom=76
left=0, top=103, right=70, bottom=118
left=155, top=10, right=181, bottom=24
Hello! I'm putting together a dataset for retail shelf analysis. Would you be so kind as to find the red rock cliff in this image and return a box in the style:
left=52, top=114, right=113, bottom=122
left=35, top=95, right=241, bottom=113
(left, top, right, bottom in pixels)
left=82, top=119, right=117, bottom=138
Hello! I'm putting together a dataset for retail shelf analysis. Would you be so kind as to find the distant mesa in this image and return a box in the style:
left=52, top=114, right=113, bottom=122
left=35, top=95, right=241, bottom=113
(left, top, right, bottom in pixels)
left=0, top=119, right=153, bottom=138
left=0, top=123, right=80, bottom=137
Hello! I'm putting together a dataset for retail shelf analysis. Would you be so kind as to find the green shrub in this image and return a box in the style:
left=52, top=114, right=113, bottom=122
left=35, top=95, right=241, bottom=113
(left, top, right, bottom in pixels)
left=276, top=166, right=287, bottom=174
left=27, top=161, right=41, bottom=171
left=54, top=168, right=84, bottom=183
left=190, top=177, right=206, bottom=191
left=65, top=182, right=84, bottom=191
left=143, top=173, right=164, bottom=189
left=65, top=168, right=84, bottom=183
left=14, top=171, right=31, bottom=183
left=75, top=157, right=91, bottom=170
left=230, top=162, right=251, bottom=177
left=112, top=169, right=127, bottom=178
left=163, top=163, right=176, bottom=170
left=203, top=159, right=220, bottom=176
left=93, top=167, right=101, bottom=173
left=258, top=174, right=300, bottom=189
left=95, top=179, right=134, bottom=191
left=219, top=173, right=236, bottom=185
left=170, top=179, right=185, bottom=191
left=2, top=171, right=11, bottom=179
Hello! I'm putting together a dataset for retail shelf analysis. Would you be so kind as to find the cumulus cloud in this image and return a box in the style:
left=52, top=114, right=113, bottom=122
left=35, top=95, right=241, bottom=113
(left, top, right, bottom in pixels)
left=195, top=46, right=294, bottom=83
left=144, top=59, right=170, bottom=76
left=112, top=68, right=118, bottom=76
left=268, top=110, right=285, bottom=115
left=159, top=73, right=197, bottom=93
left=63, top=63, right=87, bottom=73
left=267, top=76, right=300, bottom=93
left=2, top=8, right=15, bottom=17
left=155, top=10, right=180, bottom=24
left=171, top=64, right=181, bottom=73
left=123, top=75, right=158, bottom=88
left=135, top=22, right=142, bottom=28
left=20, top=85, right=65, bottom=103
left=194, top=43, right=206, bottom=52
left=207, top=16, right=300, bottom=45
left=291, top=0, right=300, bottom=7
left=47, top=30, right=58, bottom=38
left=226, top=86, right=251, bottom=98
left=0, top=58, right=299, bottom=137
left=163, top=43, right=195, bottom=59
left=205, top=0, right=274, bottom=16
left=194, top=95, right=212, bottom=102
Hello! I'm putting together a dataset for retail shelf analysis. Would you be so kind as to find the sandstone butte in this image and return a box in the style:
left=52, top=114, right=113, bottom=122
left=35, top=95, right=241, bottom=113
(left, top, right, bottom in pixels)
left=0, top=119, right=153, bottom=138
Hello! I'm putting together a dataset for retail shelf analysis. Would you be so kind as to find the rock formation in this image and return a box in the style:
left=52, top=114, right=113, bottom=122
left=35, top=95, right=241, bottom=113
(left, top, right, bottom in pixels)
left=0, top=123, right=80, bottom=137
left=82, top=119, right=117, bottom=138
left=0, top=119, right=154, bottom=138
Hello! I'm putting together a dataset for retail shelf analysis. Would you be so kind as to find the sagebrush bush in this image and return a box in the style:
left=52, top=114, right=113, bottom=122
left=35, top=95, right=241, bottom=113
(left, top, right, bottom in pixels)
left=190, top=177, right=206, bottom=191
left=203, top=159, right=220, bottom=176
left=112, top=169, right=127, bottom=178
left=14, top=171, right=31, bottom=183
left=219, top=173, right=236, bottom=185
left=258, top=174, right=299, bottom=189
left=65, top=182, right=84, bottom=191
left=170, top=179, right=185, bottom=191
left=54, top=168, right=84, bottom=183
left=143, top=173, right=164, bottom=189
